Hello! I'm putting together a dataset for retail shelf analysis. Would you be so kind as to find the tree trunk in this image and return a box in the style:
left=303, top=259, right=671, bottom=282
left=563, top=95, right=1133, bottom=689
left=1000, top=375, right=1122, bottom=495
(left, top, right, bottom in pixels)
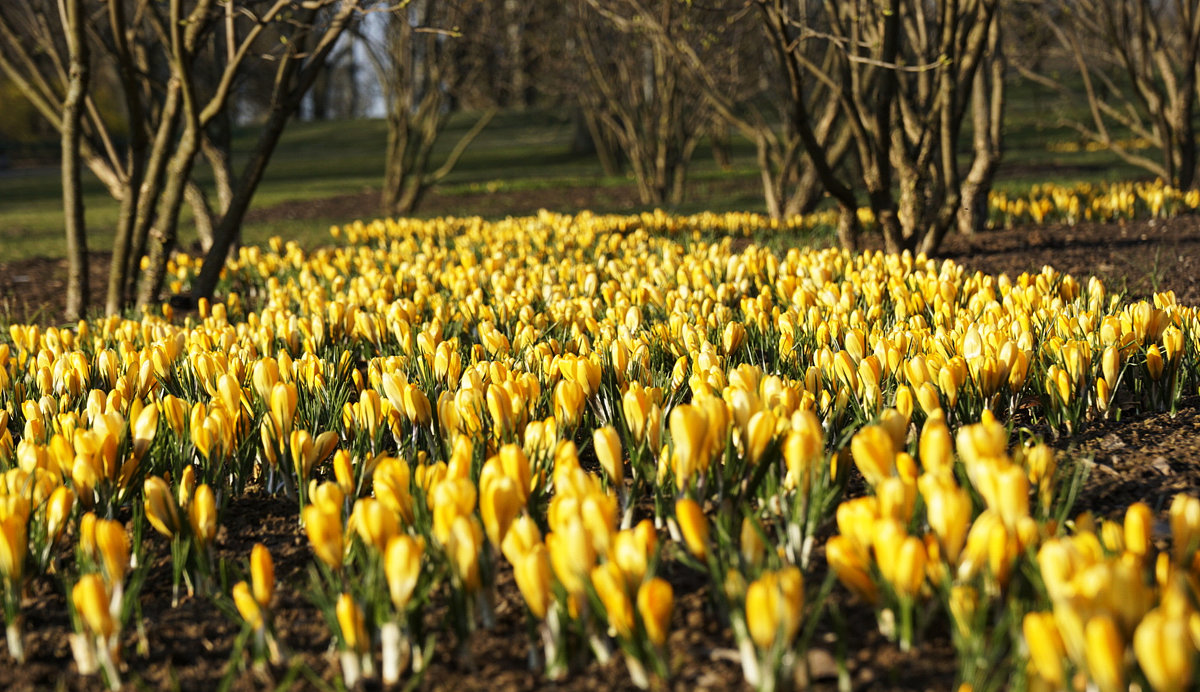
left=836, top=202, right=860, bottom=252
left=578, top=108, right=623, bottom=177
left=136, top=0, right=208, bottom=311
left=190, top=2, right=363, bottom=304
left=61, top=0, right=89, bottom=321
left=504, top=0, right=528, bottom=107
left=107, top=179, right=141, bottom=316
left=104, top=0, right=147, bottom=317
left=756, top=136, right=783, bottom=218
left=709, top=121, right=732, bottom=171
left=381, top=117, right=408, bottom=213
left=381, top=113, right=435, bottom=215
left=957, top=20, right=1005, bottom=238
left=783, top=165, right=826, bottom=217
left=125, top=85, right=182, bottom=305
left=190, top=102, right=296, bottom=303
left=185, top=180, right=216, bottom=252
left=393, top=176, right=427, bottom=215
left=138, top=120, right=201, bottom=310
left=204, top=117, right=235, bottom=214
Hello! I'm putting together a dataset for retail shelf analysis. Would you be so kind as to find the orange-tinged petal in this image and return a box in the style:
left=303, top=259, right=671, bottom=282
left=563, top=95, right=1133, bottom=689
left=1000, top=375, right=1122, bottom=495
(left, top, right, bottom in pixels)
left=675, top=498, right=709, bottom=561
left=233, top=580, right=263, bottom=629
left=637, top=577, right=673, bottom=647
left=72, top=573, right=114, bottom=638
left=850, top=425, right=895, bottom=487
left=250, top=543, right=274, bottom=608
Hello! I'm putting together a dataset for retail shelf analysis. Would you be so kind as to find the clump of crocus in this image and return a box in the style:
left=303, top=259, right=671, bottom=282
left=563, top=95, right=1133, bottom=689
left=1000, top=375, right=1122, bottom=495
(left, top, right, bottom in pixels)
left=143, top=470, right=218, bottom=604
left=231, top=543, right=283, bottom=665
left=69, top=516, right=135, bottom=691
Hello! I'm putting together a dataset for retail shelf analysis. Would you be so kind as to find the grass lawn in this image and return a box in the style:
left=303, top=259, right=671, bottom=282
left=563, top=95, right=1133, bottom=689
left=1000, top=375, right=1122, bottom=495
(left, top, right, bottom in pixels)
left=0, top=82, right=1162, bottom=263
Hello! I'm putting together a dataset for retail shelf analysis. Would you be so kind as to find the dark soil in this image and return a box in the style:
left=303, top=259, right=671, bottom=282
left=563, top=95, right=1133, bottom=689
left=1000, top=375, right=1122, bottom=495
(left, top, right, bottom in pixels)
left=1, top=194, right=1200, bottom=690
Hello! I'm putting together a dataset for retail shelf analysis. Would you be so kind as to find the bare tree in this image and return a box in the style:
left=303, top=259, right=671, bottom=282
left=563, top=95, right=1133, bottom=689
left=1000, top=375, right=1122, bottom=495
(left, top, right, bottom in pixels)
left=755, top=0, right=1004, bottom=253
left=959, top=15, right=1005, bottom=237
left=60, top=0, right=89, bottom=320
left=574, top=0, right=713, bottom=206
left=368, top=1, right=498, bottom=217
left=0, top=1, right=385, bottom=314
left=619, top=0, right=851, bottom=219
left=190, top=1, right=377, bottom=305
left=1024, top=0, right=1200, bottom=190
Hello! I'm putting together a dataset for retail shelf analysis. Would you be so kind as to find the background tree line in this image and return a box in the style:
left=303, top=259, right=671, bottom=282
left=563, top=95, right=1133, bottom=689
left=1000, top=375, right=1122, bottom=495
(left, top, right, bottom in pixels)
left=1, top=0, right=1197, bottom=319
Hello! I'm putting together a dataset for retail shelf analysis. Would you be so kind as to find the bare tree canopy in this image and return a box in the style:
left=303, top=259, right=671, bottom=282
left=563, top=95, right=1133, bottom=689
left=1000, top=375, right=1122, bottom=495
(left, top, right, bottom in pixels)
left=370, top=0, right=499, bottom=217
left=12, top=0, right=1200, bottom=296
left=601, top=0, right=848, bottom=220
left=572, top=0, right=714, bottom=207
left=0, top=0, right=388, bottom=314
left=1021, top=0, right=1200, bottom=190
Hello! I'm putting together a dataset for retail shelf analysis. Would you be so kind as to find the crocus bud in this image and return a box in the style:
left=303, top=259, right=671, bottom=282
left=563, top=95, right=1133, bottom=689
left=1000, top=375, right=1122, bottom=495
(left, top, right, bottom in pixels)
left=592, top=562, right=633, bottom=638
left=740, top=516, right=766, bottom=570
left=352, top=497, right=398, bottom=553
left=94, top=518, right=129, bottom=584
left=745, top=410, right=777, bottom=464
left=233, top=581, right=263, bottom=629
left=250, top=543, right=274, bottom=608
left=850, top=425, right=895, bottom=487
left=73, top=573, right=114, bottom=638
left=333, top=450, right=355, bottom=498
left=188, top=483, right=217, bottom=549
left=336, top=593, right=368, bottom=653
left=669, top=405, right=708, bottom=490
left=675, top=498, right=709, bottom=561
left=593, top=426, right=624, bottom=487
left=131, top=403, right=159, bottom=460
left=825, top=535, right=877, bottom=604
left=637, top=577, right=673, bottom=647
left=1023, top=611, right=1065, bottom=687
left=611, top=520, right=656, bottom=588
left=447, top=515, right=484, bottom=591
left=1124, top=502, right=1152, bottom=558
left=46, top=485, right=74, bottom=544
left=384, top=534, right=424, bottom=612
left=918, top=412, right=954, bottom=475
left=746, top=568, right=805, bottom=651
left=553, top=380, right=585, bottom=429
left=402, top=384, right=432, bottom=425
left=0, top=514, right=26, bottom=583
left=1170, top=494, right=1200, bottom=564
left=501, top=514, right=542, bottom=566
left=547, top=519, right=593, bottom=598
left=893, top=535, right=927, bottom=599
left=513, top=543, right=552, bottom=619
left=480, top=474, right=522, bottom=548
left=1134, top=608, right=1193, bottom=692
left=303, top=504, right=344, bottom=570
left=177, top=465, right=196, bottom=510
left=1146, top=345, right=1164, bottom=381
left=623, top=385, right=651, bottom=445
left=78, top=511, right=97, bottom=561
left=1085, top=614, right=1125, bottom=692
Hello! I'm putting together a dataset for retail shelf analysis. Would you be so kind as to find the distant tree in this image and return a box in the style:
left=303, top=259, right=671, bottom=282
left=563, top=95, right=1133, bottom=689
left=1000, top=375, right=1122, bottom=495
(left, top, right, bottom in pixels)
left=0, top=1, right=386, bottom=315
left=573, top=0, right=713, bottom=206
left=612, top=0, right=851, bottom=219
left=369, top=0, right=498, bottom=216
left=60, top=0, right=88, bottom=321
left=752, top=0, right=1005, bottom=253
left=1023, top=0, right=1199, bottom=190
